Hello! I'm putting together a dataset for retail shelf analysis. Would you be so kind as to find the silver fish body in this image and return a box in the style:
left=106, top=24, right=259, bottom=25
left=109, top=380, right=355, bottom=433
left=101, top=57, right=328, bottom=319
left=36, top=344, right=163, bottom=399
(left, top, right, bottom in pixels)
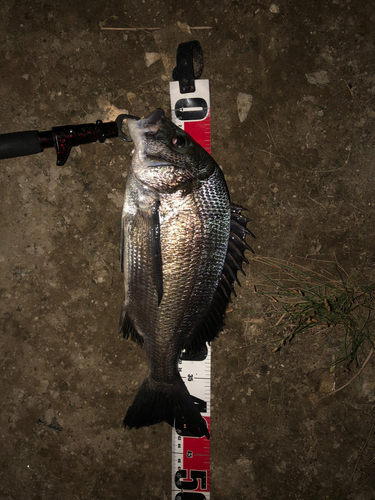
left=120, top=109, right=252, bottom=438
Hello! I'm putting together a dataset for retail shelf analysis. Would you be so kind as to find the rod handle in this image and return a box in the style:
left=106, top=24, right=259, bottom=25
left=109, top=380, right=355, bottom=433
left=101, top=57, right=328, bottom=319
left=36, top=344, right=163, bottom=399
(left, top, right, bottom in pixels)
left=0, top=130, right=42, bottom=159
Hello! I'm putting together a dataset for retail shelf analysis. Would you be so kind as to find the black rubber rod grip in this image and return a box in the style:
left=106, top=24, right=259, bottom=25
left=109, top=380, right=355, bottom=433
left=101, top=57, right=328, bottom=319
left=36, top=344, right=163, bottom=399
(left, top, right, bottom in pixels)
left=0, top=131, right=43, bottom=159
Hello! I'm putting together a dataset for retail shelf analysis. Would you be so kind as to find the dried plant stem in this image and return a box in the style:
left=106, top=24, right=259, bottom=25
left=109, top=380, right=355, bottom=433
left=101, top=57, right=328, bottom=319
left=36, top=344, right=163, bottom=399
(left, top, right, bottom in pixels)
left=318, top=347, right=374, bottom=401
left=101, top=26, right=212, bottom=31
left=351, top=419, right=375, bottom=479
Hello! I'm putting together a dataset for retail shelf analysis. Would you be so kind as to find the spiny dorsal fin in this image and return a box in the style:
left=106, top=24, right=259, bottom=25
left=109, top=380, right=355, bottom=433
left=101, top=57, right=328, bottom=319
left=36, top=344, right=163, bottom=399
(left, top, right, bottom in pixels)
left=184, top=204, right=254, bottom=354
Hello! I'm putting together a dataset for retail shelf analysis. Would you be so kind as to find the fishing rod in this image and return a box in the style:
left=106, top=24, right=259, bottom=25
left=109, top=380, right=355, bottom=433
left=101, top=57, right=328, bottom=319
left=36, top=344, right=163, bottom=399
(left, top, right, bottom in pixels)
left=0, top=41, right=204, bottom=168
left=0, top=113, right=138, bottom=166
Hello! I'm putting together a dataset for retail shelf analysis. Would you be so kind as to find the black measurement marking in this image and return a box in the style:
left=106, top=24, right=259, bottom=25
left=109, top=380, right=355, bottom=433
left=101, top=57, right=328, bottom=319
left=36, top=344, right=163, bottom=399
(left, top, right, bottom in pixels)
left=175, top=469, right=207, bottom=490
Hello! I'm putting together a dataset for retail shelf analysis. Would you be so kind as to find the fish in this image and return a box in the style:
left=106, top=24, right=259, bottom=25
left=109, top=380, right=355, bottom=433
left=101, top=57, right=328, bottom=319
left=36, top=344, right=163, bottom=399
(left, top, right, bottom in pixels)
left=119, top=109, right=253, bottom=439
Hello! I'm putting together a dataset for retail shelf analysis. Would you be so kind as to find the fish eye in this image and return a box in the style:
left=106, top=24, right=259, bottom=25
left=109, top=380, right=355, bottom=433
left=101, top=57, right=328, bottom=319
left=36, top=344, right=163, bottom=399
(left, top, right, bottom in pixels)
left=171, top=135, right=187, bottom=149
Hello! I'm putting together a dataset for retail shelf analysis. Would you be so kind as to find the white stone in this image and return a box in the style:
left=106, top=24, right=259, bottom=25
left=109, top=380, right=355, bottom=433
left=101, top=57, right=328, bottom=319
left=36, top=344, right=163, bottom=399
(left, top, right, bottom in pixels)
left=237, top=92, right=253, bottom=123
left=269, top=4, right=280, bottom=13
left=144, top=52, right=161, bottom=68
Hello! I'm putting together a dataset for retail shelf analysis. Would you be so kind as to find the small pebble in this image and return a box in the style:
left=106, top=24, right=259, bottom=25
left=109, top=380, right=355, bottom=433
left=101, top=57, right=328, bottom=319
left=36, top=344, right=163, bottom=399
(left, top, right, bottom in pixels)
left=269, top=4, right=280, bottom=13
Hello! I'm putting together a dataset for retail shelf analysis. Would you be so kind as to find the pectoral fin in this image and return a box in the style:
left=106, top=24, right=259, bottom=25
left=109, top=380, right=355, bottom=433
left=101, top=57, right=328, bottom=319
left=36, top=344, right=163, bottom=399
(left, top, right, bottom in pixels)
left=151, top=201, right=163, bottom=305
left=120, top=215, right=125, bottom=273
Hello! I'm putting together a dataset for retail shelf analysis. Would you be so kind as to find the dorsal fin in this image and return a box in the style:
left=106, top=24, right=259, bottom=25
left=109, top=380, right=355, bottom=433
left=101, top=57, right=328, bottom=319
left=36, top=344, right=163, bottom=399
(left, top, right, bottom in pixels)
left=184, top=204, right=254, bottom=354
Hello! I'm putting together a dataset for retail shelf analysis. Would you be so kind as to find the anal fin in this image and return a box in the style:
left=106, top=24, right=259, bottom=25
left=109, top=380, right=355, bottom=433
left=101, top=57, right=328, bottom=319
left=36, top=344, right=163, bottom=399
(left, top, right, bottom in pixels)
left=119, top=302, right=144, bottom=345
left=120, top=215, right=125, bottom=273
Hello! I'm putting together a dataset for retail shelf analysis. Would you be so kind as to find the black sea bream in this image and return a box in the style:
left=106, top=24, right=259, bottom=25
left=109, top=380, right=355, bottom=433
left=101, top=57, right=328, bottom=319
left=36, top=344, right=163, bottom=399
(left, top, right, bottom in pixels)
left=119, top=109, right=253, bottom=439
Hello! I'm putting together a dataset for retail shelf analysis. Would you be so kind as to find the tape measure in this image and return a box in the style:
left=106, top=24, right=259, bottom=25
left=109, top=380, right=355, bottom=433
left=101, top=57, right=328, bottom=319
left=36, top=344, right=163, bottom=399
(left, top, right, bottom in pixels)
left=171, top=347, right=211, bottom=499
left=169, top=41, right=211, bottom=500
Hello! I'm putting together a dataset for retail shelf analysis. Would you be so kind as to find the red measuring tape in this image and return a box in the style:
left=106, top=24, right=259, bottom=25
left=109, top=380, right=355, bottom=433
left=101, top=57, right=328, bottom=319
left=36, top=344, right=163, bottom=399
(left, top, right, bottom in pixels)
left=169, top=41, right=211, bottom=500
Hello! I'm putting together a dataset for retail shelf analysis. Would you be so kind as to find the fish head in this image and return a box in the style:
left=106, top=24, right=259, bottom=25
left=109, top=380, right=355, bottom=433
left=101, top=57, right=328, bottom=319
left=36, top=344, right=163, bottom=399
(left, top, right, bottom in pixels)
left=128, top=109, right=215, bottom=193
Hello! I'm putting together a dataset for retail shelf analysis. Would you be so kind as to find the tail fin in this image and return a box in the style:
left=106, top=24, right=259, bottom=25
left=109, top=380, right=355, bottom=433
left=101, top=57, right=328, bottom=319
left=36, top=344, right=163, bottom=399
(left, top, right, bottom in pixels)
left=124, top=376, right=209, bottom=439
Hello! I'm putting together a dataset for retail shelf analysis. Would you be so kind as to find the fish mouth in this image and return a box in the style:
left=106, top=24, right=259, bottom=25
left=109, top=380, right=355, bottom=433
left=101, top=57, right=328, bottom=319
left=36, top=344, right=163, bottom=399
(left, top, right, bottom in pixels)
left=128, top=109, right=165, bottom=141
left=128, top=109, right=167, bottom=166
left=142, top=108, right=164, bottom=128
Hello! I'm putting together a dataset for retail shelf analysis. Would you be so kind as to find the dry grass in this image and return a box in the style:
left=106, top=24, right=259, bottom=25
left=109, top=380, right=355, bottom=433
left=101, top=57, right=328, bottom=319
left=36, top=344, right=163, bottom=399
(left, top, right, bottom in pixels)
left=249, top=256, right=375, bottom=370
